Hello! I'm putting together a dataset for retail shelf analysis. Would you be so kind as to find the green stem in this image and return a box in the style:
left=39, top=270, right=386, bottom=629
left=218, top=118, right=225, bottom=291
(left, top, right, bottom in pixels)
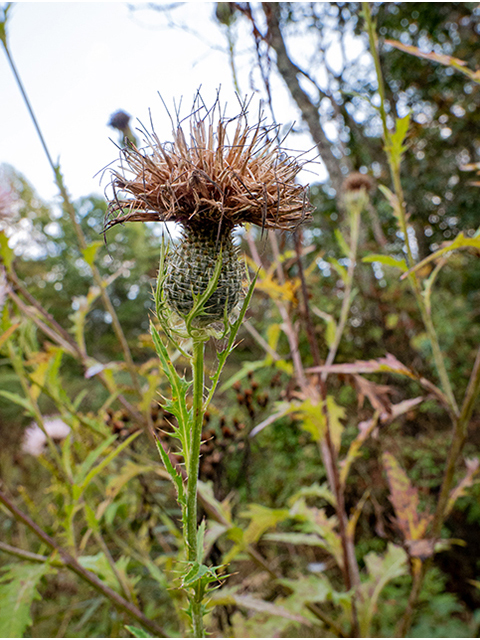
left=362, top=2, right=458, bottom=413
left=185, top=338, right=206, bottom=638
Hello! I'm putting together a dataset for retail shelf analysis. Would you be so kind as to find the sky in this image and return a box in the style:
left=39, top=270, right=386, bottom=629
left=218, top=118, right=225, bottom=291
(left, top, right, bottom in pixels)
left=0, top=2, right=323, bottom=207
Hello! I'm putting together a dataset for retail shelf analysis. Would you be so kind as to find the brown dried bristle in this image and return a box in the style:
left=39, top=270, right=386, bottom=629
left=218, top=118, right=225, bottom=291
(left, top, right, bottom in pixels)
left=104, top=101, right=313, bottom=233
left=343, top=172, right=374, bottom=193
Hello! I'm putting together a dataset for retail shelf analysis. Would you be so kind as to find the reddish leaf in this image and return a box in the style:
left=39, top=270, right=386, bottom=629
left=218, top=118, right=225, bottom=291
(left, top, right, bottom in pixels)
left=382, top=451, right=432, bottom=541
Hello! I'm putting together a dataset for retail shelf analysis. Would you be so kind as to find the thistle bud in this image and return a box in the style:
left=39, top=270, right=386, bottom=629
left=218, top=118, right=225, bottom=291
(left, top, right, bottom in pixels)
left=164, top=223, right=242, bottom=327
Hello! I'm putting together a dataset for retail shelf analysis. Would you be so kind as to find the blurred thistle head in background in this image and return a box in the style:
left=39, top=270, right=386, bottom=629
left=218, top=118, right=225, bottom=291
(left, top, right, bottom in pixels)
left=22, top=417, right=71, bottom=457
left=108, top=109, right=137, bottom=147
left=104, top=94, right=312, bottom=330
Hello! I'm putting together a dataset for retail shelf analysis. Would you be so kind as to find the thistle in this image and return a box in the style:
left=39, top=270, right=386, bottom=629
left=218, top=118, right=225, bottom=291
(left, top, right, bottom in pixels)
left=104, top=96, right=312, bottom=637
left=105, top=96, right=312, bottom=330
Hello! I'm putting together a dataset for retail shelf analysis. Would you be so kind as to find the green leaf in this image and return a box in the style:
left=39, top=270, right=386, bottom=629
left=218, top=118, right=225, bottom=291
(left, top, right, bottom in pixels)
left=74, top=433, right=118, bottom=485
left=263, top=532, right=332, bottom=549
left=78, top=553, right=131, bottom=592
left=77, top=431, right=141, bottom=495
left=0, top=389, right=33, bottom=413
left=84, top=503, right=100, bottom=534
left=0, top=323, right=20, bottom=351
left=0, top=230, right=13, bottom=272
left=402, top=230, right=480, bottom=279
left=362, top=254, right=408, bottom=271
left=358, top=543, right=408, bottom=636
left=155, top=439, right=185, bottom=508
left=125, top=625, right=152, bottom=638
left=241, top=504, right=290, bottom=545
left=150, top=322, right=191, bottom=458
left=328, top=257, right=348, bottom=283
left=209, top=591, right=312, bottom=626
left=81, top=241, right=103, bottom=267
left=0, top=562, right=53, bottom=637
left=387, top=114, right=411, bottom=166
left=334, top=228, right=350, bottom=258
left=295, top=396, right=345, bottom=450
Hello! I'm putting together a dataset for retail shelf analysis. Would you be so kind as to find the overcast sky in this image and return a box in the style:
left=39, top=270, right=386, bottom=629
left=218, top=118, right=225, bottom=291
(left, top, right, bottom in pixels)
left=1, top=2, right=323, bottom=206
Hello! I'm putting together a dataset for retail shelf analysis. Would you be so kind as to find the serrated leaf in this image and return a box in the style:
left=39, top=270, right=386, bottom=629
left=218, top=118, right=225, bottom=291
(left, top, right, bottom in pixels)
left=78, top=553, right=131, bottom=592
left=387, top=114, right=411, bottom=167
left=150, top=322, right=190, bottom=458
left=241, top=504, right=290, bottom=545
left=0, top=562, right=53, bottom=637
left=84, top=502, right=100, bottom=533
left=155, top=439, right=185, bottom=507
left=295, top=396, right=345, bottom=450
left=289, top=500, right=343, bottom=568
left=288, top=482, right=336, bottom=508
left=358, top=543, right=408, bottom=636
left=279, top=574, right=332, bottom=606
left=382, top=451, right=432, bottom=541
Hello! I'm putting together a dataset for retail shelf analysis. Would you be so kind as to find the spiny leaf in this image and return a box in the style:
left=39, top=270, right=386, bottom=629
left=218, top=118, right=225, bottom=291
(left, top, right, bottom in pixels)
left=0, top=562, right=53, bottom=638
left=150, top=322, right=191, bottom=457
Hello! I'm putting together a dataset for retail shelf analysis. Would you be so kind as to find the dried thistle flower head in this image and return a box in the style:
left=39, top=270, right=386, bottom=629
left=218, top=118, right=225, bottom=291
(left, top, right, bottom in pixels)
left=343, top=172, right=374, bottom=193
left=105, top=96, right=312, bottom=328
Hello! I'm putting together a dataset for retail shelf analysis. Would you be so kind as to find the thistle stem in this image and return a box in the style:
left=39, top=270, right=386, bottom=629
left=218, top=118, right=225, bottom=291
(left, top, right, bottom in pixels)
left=185, top=337, right=206, bottom=637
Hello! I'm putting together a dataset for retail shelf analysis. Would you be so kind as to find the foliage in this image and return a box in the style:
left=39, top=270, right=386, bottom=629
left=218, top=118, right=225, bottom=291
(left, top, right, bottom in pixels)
left=0, top=2, right=480, bottom=638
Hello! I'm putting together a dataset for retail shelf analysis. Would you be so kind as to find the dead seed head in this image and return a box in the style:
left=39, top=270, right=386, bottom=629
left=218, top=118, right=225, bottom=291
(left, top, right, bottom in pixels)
left=343, top=172, right=374, bottom=193
left=108, top=110, right=132, bottom=132
left=104, top=96, right=313, bottom=233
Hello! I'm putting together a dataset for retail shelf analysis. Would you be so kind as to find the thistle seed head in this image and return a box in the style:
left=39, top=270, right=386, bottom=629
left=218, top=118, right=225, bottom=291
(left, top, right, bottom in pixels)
left=105, top=96, right=312, bottom=232
left=104, top=95, right=312, bottom=330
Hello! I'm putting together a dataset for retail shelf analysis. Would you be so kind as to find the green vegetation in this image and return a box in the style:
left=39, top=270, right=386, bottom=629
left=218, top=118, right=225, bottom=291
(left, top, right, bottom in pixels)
left=1, top=2, right=479, bottom=638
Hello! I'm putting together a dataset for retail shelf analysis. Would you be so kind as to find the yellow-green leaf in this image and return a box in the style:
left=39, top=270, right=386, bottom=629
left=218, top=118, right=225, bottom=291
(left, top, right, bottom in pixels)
left=82, top=241, right=103, bottom=267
